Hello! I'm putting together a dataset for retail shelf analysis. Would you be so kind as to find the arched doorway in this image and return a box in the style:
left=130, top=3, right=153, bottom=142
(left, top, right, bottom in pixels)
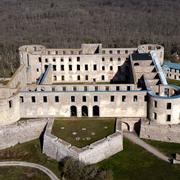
left=82, top=106, right=88, bottom=116
left=93, top=105, right=99, bottom=117
left=122, top=122, right=130, bottom=131
left=70, top=106, right=77, bottom=117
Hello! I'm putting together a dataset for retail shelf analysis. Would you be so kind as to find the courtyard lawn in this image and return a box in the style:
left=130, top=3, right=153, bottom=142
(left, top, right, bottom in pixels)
left=167, top=79, right=180, bottom=86
left=0, top=167, right=49, bottom=180
left=0, top=139, right=61, bottom=179
left=99, top=138, right=180, bottom=180
left=52, top=117, right=116, bottom=148
left=144, top=139, right=180, bottom=156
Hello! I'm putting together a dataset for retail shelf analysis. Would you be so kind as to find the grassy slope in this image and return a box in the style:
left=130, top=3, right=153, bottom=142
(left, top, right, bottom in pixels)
left=99, top=138, right=180, bottom=180
left=52, top=118, right=115, bottom=148
left=0, top=167, right=49, bottom=180
left=144, top=139, right=180, bottom=156
left=0, top=139, right=61, bottom=179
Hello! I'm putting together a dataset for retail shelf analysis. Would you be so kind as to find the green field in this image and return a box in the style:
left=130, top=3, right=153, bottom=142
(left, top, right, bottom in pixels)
left=168, top=79, right=180, bottom=86
left=0, top=167, right=49, bottom=180
left=52, top=118, right=116, bottom=148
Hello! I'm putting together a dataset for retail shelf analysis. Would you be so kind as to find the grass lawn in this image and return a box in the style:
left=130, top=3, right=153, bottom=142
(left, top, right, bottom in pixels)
left=144, top=139, right=180, bottom=156
left=52, top=117, right=116, bottom=148
left=0, top=167, right=49, bottom=180
left=0, top=139, right=61, bottom=179
left=167, top=79, right=180, bottom=86
left=99, top=138, right=180, bottom=180
left=0, top=138, right=180, bottom=179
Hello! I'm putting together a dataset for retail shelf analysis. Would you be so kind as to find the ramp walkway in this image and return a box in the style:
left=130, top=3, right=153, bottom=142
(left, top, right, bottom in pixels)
left=150, top=50, right=168, bottom=85
left=37, top=64, right=52, bottom=85
left=124, top=132, right=170, bottom=163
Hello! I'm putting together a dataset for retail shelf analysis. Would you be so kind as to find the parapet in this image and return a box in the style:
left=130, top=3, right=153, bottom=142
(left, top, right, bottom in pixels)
left=19, top=45, right=46, bottom=54
left=81, top=43, right=102, bottom=54
left=138, top=44, right=164, bottom=65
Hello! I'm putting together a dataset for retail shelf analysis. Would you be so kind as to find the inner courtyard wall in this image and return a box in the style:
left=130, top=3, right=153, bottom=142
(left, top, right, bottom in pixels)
left=19, top=45, right=137, bottom=84
left=19, top=90, right=147, bottom=118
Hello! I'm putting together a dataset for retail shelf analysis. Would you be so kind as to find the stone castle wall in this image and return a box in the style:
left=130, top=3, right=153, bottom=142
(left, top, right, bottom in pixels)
left=140, top=121, right=180, bottom=143
left=147, top=86, right=180, bottom=125
left=19, top=90, right=147, bottom=118
left=0, top=118, right=48, bottom=150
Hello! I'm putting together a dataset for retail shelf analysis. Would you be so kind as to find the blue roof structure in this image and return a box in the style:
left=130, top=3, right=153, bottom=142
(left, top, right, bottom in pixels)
left=163, top=61, right=180, bottom=70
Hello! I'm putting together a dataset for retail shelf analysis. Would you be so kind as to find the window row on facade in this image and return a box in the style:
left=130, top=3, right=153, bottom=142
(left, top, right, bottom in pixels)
left=153, top=112, right=172, bottom=122
left=166, top=73, right=180, bottom=80
left=154, top=100, right=172, bottom=109
left=43, top=49, right=132, bottom=56
left=168, top=69, right=180, bottom=73
left=48, top=64, right=115, bottom=72
left=46, top=85, right=135, bottom=92
left=18, top=95, right=140, bottom=104
left=39, top=56, right=123, bottom=63
left=53, top=75, right=107, bottom=81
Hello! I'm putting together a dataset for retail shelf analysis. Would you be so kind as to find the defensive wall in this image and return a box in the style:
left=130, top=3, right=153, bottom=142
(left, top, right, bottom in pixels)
left=0, top=118, right=48, bottom=150
left=140, top=120, right=180, bottom=143
left=43, top=118, right=123, bottom=164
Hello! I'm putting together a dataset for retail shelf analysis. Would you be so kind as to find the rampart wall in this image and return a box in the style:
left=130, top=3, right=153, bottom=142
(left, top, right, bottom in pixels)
left=6, top=64, right=27, bottom=89
left=43, top=119, right=123, bottom=164
left=0, top=118, right=48, bottom=150
left=140, top=121, right=180, bottom=143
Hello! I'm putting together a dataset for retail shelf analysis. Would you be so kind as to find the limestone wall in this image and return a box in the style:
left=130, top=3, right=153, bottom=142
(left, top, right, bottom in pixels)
left=0, top=118, right=48, bottom=150
left=148, top=87, right=180, bottom=124
left=6, top=64, right=27, bottom=89
left=20, top=90, right=147, bottom=118
left=43, top=119, right=123, bottom=164
left=19, top=44, right=139, bottom=84
left=79, top=132, right=123, bottom=164
left=166, top=69, right=180, bottom=80
left=138, top=44, right=164, bottom=65
left=0, top=94, right=21, bottom=125
left=140, top=121, right=180, bottom=143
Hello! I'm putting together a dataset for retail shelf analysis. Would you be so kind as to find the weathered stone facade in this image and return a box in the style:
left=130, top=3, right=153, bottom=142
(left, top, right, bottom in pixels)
left=0, top=118, right=48, bottom=150
left=140, top=120, right=180, bottom=143
left=162, top=61, right=180, bottom=81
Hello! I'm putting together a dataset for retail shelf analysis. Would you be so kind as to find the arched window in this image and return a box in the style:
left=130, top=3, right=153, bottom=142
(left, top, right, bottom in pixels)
left=93, top=105, right=99, bottom=116
left=82, top=106, right=88, bottom=116
left=134, top=63, right=139, bottom=66
left=70, top=106, right=77, bottom=117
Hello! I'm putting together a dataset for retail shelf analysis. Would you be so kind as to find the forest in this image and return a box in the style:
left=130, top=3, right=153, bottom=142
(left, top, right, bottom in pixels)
left=0, top=0, right=180, bottom=77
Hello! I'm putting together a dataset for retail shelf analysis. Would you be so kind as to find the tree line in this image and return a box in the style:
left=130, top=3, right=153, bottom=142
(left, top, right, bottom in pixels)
left=0, top=0, right=180, bottom=76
